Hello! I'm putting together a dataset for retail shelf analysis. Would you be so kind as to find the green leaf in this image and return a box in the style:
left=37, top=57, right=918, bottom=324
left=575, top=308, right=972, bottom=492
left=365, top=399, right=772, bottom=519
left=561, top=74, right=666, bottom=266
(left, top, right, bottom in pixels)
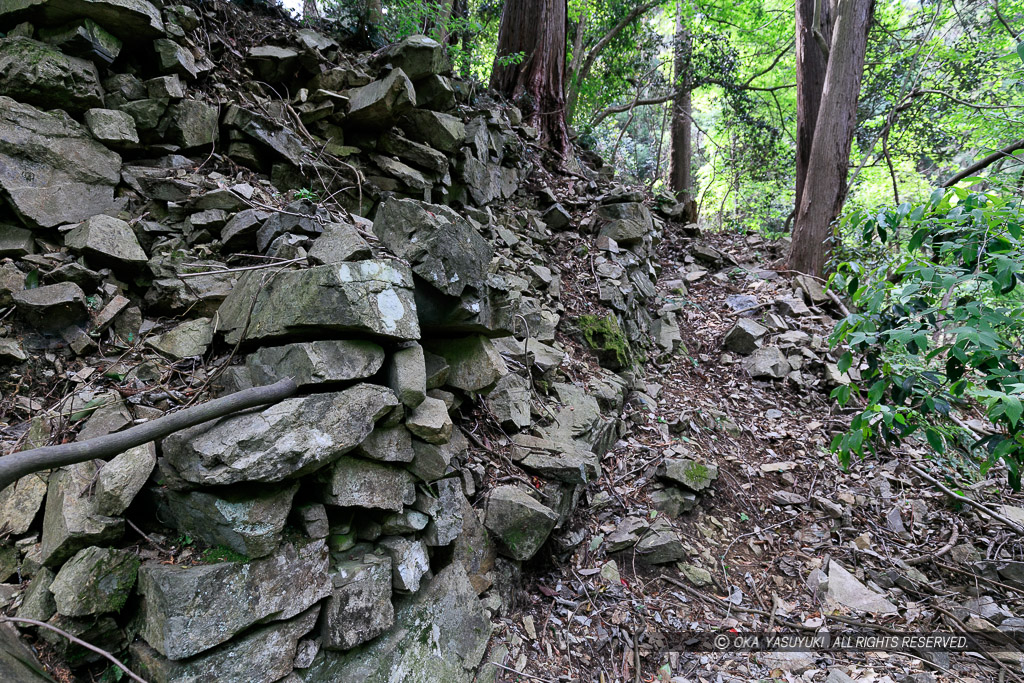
left=1004, top=396, right=1023, bottom=427
left=925, top=428, right=945, bottom=453
left=1017, top=41, right=1024, bottom=63
left=838, top=350, right=853, bottom=374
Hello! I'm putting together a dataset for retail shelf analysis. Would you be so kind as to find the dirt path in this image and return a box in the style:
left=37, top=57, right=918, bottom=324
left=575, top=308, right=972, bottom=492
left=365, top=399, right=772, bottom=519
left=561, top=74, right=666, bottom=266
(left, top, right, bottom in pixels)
left=483, top=230, right=1024, bottom=683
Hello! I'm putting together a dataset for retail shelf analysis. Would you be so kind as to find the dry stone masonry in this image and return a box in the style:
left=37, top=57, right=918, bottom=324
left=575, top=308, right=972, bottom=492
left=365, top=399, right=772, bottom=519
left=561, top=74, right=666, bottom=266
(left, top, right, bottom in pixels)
left=0, top=1, right=708, bottom=681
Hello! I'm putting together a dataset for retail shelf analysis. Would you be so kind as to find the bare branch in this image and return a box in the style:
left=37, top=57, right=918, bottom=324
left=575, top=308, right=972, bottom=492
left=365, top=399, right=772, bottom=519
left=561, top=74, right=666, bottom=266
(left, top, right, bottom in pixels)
left=0, top=378, right=298, bottom=490
left=942, top=139, right=1024, bottom=187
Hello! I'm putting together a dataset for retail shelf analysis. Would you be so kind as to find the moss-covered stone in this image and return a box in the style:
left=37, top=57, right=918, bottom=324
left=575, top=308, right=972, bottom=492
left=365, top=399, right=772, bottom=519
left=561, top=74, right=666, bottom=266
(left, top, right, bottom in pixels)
left=49, top=546, right=140, bottom=617
left=577, top=313, right=632, bottom=369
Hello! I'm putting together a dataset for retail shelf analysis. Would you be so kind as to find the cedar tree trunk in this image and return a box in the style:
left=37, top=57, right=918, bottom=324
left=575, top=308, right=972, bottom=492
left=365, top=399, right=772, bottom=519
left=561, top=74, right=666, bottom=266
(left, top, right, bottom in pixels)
left=789, top=0, right=873, bottom=277
left=668, top=8, right=695, bottom=219
left=490, top=0, right=570, bottom=155
left=794, top=0, right=832, bottom=211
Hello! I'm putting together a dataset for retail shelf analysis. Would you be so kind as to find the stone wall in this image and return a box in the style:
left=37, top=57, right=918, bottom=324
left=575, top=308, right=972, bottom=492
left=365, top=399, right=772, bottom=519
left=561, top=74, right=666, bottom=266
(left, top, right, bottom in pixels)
left=0, top=2, right=677, bottom=681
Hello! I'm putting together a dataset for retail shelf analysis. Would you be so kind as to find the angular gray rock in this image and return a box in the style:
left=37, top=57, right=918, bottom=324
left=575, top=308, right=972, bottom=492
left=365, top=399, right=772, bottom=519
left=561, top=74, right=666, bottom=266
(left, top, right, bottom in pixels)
left=64, top=214, right=148, bottom=268
left=321, top=456, right=416, bottom=512
left=165, top=483, right=298, bottom=559
left=246, top=45, right=299, bottom=82
left=387, top=343, right=427, bottom=407
left=132, top=606, right=320, bottom=683
left=378, top=131, right=448, bottom=174
left=354, top=425, right=415, bottom=463
left=0, top=97, right=121, bottom=228
left=0, top=621, right=51, bottom=682
left=425, top=335, right=508, bottom=392
left=0, top=37, right=103, bottom=113
left=84, top=108, right=139, bottom=146
left=222, top=105, right=306, bottom=167
left=216, top=261, right=420, bottom=344
left=408, top=428, right=468, bottom=481
left=486, top=373, right=531, bottom=430
left=0, top=471, right=49, bottom=536
left=246, top=340, right=385, bottom=387
left=723, top=318, right=767, bottom=355
left=635, top=523, right=686, bottom=564
left=94, top=442, right=156, bottom=516
left=744, top=345, right=790, bottom=379
left=162, top=384, right=398, bottom=486
left=146, top=318, right=213, bottom=359
left=50, top=546, right=139, bottom=616
left=650, top=487, right=698, bottom=517
left=153, top=38, right=198, bottom=78
left=164, top=99, right=219, bottom=149
left=484, top=485, right=558, bottom=561
left=0, top=224, right=34, bottom=257
left=519, top=439, right=601, bottom=485
left=401, top=109, right=466, bottom=152
left=345, top=68, right=416, bottom=128
left=373, top=199, right=491, bottom=298
left=379, top=34, right=447, bottom=80
left=414, top=477, right=465, bottom=547
left=378, top=536, right=431, bottom=592
left=825, top=560, right=898, bottom=614
left=406, top=396, right=453, bottom=445
left=595, top=202, right=653, bottom=246
left=298, top=563, right=490, bottom=683
left=137, top=539, right=331, bottom=660
left=321, top=551, right=394, bottom=651
left=307, top=222, right=372, bottom=265
left=659, top=458, right=718, bottom=492
left=16, top=567, right=56, bottom=623
left=0, top=0, right=165, bottom=39
left=40, top=462, right=124, bottom=567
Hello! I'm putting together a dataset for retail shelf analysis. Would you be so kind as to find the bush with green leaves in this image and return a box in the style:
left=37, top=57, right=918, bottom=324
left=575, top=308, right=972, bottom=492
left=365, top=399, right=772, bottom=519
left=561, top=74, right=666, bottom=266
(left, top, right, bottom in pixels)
left=828, top=186, right=1024, bottom=486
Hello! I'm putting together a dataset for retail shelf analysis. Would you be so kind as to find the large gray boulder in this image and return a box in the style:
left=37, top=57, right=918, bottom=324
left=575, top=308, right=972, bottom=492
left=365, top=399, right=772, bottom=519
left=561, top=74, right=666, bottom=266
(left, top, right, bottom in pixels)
left=64, top=214, right=147, bottom=268
left=378, top=34, right=447, bottom=80
left=0, top=471, right=49, bottom=536
left=659, top=458, right=718, bottom=492
left=164, top=483, right=298, bottom=558
left=483, top=485, right=558, bottom=561
left=373, top=199, right=491, bottom=299
left=137, top=540, right=331, bottom=660
left=0, top=97, right=121, bottom=228
left=723, top=318, right=767, bottom=355
left=12, top=282, right=88, bottom=331
left=0, top=37, right=103, bottom=113
left=40, top=462, right=124, bottom=567
left=415, top=477, right=464, bottom=547
left=321, top=550, right=393, bottom=651
left=50, top=546, right=139, bottom=616
left=0, top=0, right=165, bottom=40
left=246, top=340, right=385, bottom=387
left=216, top=261, right=420, bottom=344
left=162, top=384, right=398, bottom=486
left=321, top=456, right=416, bottom=512
left=378, top=536, right=430, bottom=592
left=354, top=425, right=415, bottom=463
left=401, top=109, right=466, bottom=152
left=595, top=202, right=653, bottom=246
left=0, top=622, right=52, bottom=682
left=94, top=442, right=156, bottom=516
left=132, top=605, right=320, bottom=683
left=744, top=345, right=790, bottom=379
left=298, top=563, right=491, bottom=683
left=344, top=68, right=415, bottom=129
left=425, top=335, right=507, bottom=392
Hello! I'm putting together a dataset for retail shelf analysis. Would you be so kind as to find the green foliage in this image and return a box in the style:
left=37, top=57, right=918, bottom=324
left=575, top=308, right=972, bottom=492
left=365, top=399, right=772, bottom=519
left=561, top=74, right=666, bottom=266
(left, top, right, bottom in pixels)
left=828, top=187, right=1024, bottom=487
left=200, top=545, right=250, bottom=564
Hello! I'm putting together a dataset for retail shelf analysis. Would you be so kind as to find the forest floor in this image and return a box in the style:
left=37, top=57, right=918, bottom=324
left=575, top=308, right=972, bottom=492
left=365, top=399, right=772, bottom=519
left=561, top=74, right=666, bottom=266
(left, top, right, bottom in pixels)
left=485, top=227, right=1024, bottom=683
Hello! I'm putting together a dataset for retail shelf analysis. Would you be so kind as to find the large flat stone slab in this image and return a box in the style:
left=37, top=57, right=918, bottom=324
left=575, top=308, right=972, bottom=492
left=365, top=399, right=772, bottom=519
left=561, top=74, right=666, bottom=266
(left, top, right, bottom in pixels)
left=162, top=384, right=398, bottom=486
left=137, top=540, right=330, bottom=660
left=0, top=96, right=120, bottom=228
left=298, top=562, right=490, bottom=683
left=216, top=261, right=420, bottom=344
left=0, top=0, right=165, bottom=39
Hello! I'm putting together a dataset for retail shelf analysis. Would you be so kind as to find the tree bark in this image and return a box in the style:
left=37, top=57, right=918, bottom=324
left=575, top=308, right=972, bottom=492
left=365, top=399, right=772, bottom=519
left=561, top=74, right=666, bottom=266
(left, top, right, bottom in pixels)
left=668, top=8, right=695, bottom=220
left=941, top=138, right=1024, bottom=187
left=491, top=0, right=570, bottom=155
left=0, top=378, right=297, bottom=491
left=795, top=0, right=832, bottom=212
left=789, top=0, right=873, bottom=278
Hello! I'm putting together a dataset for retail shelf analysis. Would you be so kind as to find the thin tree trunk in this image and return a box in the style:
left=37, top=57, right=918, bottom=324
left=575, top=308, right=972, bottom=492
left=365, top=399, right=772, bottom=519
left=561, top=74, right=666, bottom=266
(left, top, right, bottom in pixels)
left=491, top=0, right=570, bottom=155
left=436, top=0, right=454, bottom=45
left=789, top=0, right=874, bottom=278
left=566, top=10, right=588, bottom=122
left=795, top=0, right=832, bottom=212
left=668, top=7, right=695, bottom=220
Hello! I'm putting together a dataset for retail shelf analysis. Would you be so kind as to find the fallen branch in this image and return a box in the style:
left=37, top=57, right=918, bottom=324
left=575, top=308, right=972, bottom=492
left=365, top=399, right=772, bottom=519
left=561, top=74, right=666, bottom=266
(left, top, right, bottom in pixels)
left=1, top=616, right=149, bottom=683
left=0, top=378, right=297, bottom=490
left=907, top=463, right=1024, bottom=536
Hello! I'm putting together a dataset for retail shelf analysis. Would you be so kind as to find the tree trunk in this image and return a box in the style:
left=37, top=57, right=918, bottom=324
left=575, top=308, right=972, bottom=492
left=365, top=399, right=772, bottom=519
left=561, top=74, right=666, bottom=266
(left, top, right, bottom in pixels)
left=789, top=0, right=873, bottom=278
left=668, top=8, right=695, bottom=220
left=490, top=0, right=570, bottom=156
left=795, top=0, right=832, bottom=212
left=436, top=0, right=454, bottom=45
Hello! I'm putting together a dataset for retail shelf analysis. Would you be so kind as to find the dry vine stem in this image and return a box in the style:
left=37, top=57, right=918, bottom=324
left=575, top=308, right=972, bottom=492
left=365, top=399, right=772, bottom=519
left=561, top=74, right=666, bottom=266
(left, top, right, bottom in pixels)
left=0, top=378, right=297, bottom=490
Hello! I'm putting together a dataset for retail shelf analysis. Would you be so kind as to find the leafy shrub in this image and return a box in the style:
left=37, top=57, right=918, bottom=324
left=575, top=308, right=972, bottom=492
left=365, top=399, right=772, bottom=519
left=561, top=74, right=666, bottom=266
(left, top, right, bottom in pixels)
left=828, top=186, right=1024, bottom=486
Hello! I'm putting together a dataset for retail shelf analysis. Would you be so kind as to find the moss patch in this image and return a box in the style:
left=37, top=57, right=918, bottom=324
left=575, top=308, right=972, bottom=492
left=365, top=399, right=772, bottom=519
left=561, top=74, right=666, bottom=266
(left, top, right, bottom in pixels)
left=578, top=313, right=632, bottom=368
left=200, top=546, right=250, bottom=564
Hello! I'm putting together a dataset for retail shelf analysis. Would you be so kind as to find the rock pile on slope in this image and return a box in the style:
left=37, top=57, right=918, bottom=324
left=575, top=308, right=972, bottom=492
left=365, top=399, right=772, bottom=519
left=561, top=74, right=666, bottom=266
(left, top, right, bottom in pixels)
left=0, top=1, right=707, bottom=681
